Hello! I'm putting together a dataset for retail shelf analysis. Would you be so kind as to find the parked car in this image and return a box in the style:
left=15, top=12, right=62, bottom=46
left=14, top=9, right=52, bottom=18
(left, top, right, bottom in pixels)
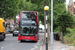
left=13, top=29, right=19, bottom=37
left=39, top=28, right=43, bottom=33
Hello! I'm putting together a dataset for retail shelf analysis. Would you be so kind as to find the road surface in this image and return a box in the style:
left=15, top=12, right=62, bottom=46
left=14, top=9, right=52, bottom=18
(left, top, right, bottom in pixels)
left=0, top=33, right=44, bottom=50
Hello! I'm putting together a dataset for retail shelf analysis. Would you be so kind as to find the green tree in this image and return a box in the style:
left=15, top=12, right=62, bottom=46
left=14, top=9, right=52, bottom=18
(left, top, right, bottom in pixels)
left=53, top=3, right=66, bottom=30
left=0, top=0, right=36, bottom=19
left=56, top=12, right=73, bottom=36
left=0, top=0, right=20, bottom=19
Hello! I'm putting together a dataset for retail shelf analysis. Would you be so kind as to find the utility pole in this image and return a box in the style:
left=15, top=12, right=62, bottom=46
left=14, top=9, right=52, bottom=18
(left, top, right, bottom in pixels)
left=44, top=6, right=49, bottom=50
left=51, top=0, right=53, bottom=50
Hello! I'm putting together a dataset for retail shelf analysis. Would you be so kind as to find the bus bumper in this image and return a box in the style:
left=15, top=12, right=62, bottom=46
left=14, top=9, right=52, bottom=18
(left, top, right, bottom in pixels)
left=18, top=35, right=38, bottom=41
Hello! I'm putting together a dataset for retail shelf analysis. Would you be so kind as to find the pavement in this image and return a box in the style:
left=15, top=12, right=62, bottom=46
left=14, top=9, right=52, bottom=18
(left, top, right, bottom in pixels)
left=40, top=40, right=75, bottom=50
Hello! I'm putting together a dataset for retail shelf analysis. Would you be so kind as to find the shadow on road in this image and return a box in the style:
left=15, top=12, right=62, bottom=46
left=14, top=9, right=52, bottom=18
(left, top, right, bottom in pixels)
left=0, top=40, right=4, bottom=42
left=19, top=41, right=37, bottom=43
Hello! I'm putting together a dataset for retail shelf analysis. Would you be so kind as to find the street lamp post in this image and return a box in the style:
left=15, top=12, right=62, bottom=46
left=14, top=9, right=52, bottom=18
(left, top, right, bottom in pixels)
left=51, top=0, right=53, bottom=50
left=44, top=6, right=49, bottom=50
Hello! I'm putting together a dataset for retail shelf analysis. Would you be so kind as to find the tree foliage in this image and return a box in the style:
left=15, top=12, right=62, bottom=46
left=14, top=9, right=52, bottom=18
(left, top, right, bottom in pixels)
left=0, top=0, right=74, bottom=35
left=56, top=12, right=73, bottom=35
left=0, top=0, right=38, bottom=19
left=0, top=0, right=20, bottom=18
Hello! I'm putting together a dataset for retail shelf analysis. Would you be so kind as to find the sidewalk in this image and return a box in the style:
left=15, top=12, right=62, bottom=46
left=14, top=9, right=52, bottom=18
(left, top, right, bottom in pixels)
left=41, top=40, right=75, bottom=50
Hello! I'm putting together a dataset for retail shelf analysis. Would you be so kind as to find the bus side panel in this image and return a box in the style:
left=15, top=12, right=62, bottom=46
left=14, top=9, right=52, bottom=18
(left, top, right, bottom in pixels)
left=0, top=22, right=6, bottom=34
left=0, top=21, right=3, bottom=32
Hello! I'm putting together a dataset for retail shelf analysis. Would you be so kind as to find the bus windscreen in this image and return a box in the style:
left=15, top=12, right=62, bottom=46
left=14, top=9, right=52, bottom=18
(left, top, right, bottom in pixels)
left=19, top=26, right=37, bottom=36
left=19, top=12, right=37, bottom=36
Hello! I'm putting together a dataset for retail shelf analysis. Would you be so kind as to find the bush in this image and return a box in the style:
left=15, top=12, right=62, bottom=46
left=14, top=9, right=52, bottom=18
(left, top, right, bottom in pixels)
left=64, top=28, right=75, bottom=46
left=54, top=26, right=61, bottom=36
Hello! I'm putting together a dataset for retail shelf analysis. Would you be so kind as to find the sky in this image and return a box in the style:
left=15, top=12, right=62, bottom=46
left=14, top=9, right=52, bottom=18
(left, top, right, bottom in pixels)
left=66, top=0, right=75, bottom=10
left=66, top=0, right=75, bottom=5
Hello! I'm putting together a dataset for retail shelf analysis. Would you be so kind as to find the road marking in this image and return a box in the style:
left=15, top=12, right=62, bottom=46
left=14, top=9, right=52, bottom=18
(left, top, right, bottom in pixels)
left=31, top=40, right=40, bottom=50
left=11, top=44, right=12, bottom=45
left=54, top=49, right=65, bottom=50
left=0, top=41, right=18, bottom=50
left=1, top=47, right=3, bottom=50
left=40, top=46, right=42, bottom=50
left=1, top=44, right=12, bottom=50
left=62, top=49, right=65, bottom=50
left=31, top=45, right=38, bottom=50
left=31, top=43, right=38, bottom=50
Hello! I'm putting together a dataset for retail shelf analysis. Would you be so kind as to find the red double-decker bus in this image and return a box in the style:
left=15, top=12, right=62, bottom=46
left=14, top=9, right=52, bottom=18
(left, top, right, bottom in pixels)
left=18, top=11, right=39, bottom=42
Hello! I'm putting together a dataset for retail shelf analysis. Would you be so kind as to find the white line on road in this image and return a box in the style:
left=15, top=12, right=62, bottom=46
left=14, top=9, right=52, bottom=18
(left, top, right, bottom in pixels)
left=1, top=44, right=12, bottom=50
left=40, top=46, right=42, bottom=50
left=54, top=49, right=65, bottom=50
left=11, top=44, right=12, bottom=45
left=31, top=40, right=40, bottom=50
left=1, top=47, right=3, bottom=50
left=31, top=45, right=38, bottom=50
left=0, top=41, right=18, bottom=50
left=62, top=49, right=65, bottom=50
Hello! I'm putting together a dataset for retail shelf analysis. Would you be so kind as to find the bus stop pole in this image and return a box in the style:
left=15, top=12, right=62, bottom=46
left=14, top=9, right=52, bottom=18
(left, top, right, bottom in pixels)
left=44, top=6, right=49, bottom=50
left=51, top=0, right=53, bottom=50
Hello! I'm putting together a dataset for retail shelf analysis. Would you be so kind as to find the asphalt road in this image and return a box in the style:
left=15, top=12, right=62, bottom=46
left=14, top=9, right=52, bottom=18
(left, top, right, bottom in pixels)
left=0, top=33, right=44, bottom=50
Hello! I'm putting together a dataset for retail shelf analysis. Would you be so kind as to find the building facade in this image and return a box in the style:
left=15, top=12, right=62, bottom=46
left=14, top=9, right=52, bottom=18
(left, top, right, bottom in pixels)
left=68, top=0, right=75, bottom=16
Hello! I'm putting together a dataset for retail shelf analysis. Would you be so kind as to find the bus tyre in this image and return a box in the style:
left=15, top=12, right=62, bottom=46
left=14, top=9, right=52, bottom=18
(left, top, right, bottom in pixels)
left=2, top=36, right=4, bottom=41
left=21, top=40, right=23, bottom=42
left=4, top=34, right=6, bottom=39
left=2, top=33, right=5, bottom=41
left=2, top=38, right=4, bottom=41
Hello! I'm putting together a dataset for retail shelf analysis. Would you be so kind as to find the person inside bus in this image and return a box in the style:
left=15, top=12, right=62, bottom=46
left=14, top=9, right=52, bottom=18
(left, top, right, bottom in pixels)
left=32, top=16, right=34, bottom=19
left=26, top=31, right=29, bottom=34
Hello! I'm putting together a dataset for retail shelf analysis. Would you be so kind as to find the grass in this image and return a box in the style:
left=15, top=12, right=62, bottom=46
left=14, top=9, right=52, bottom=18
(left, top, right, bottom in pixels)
left=64, top=28, right=75, bottom=46
left=54, top=27, right=75, bottom=46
